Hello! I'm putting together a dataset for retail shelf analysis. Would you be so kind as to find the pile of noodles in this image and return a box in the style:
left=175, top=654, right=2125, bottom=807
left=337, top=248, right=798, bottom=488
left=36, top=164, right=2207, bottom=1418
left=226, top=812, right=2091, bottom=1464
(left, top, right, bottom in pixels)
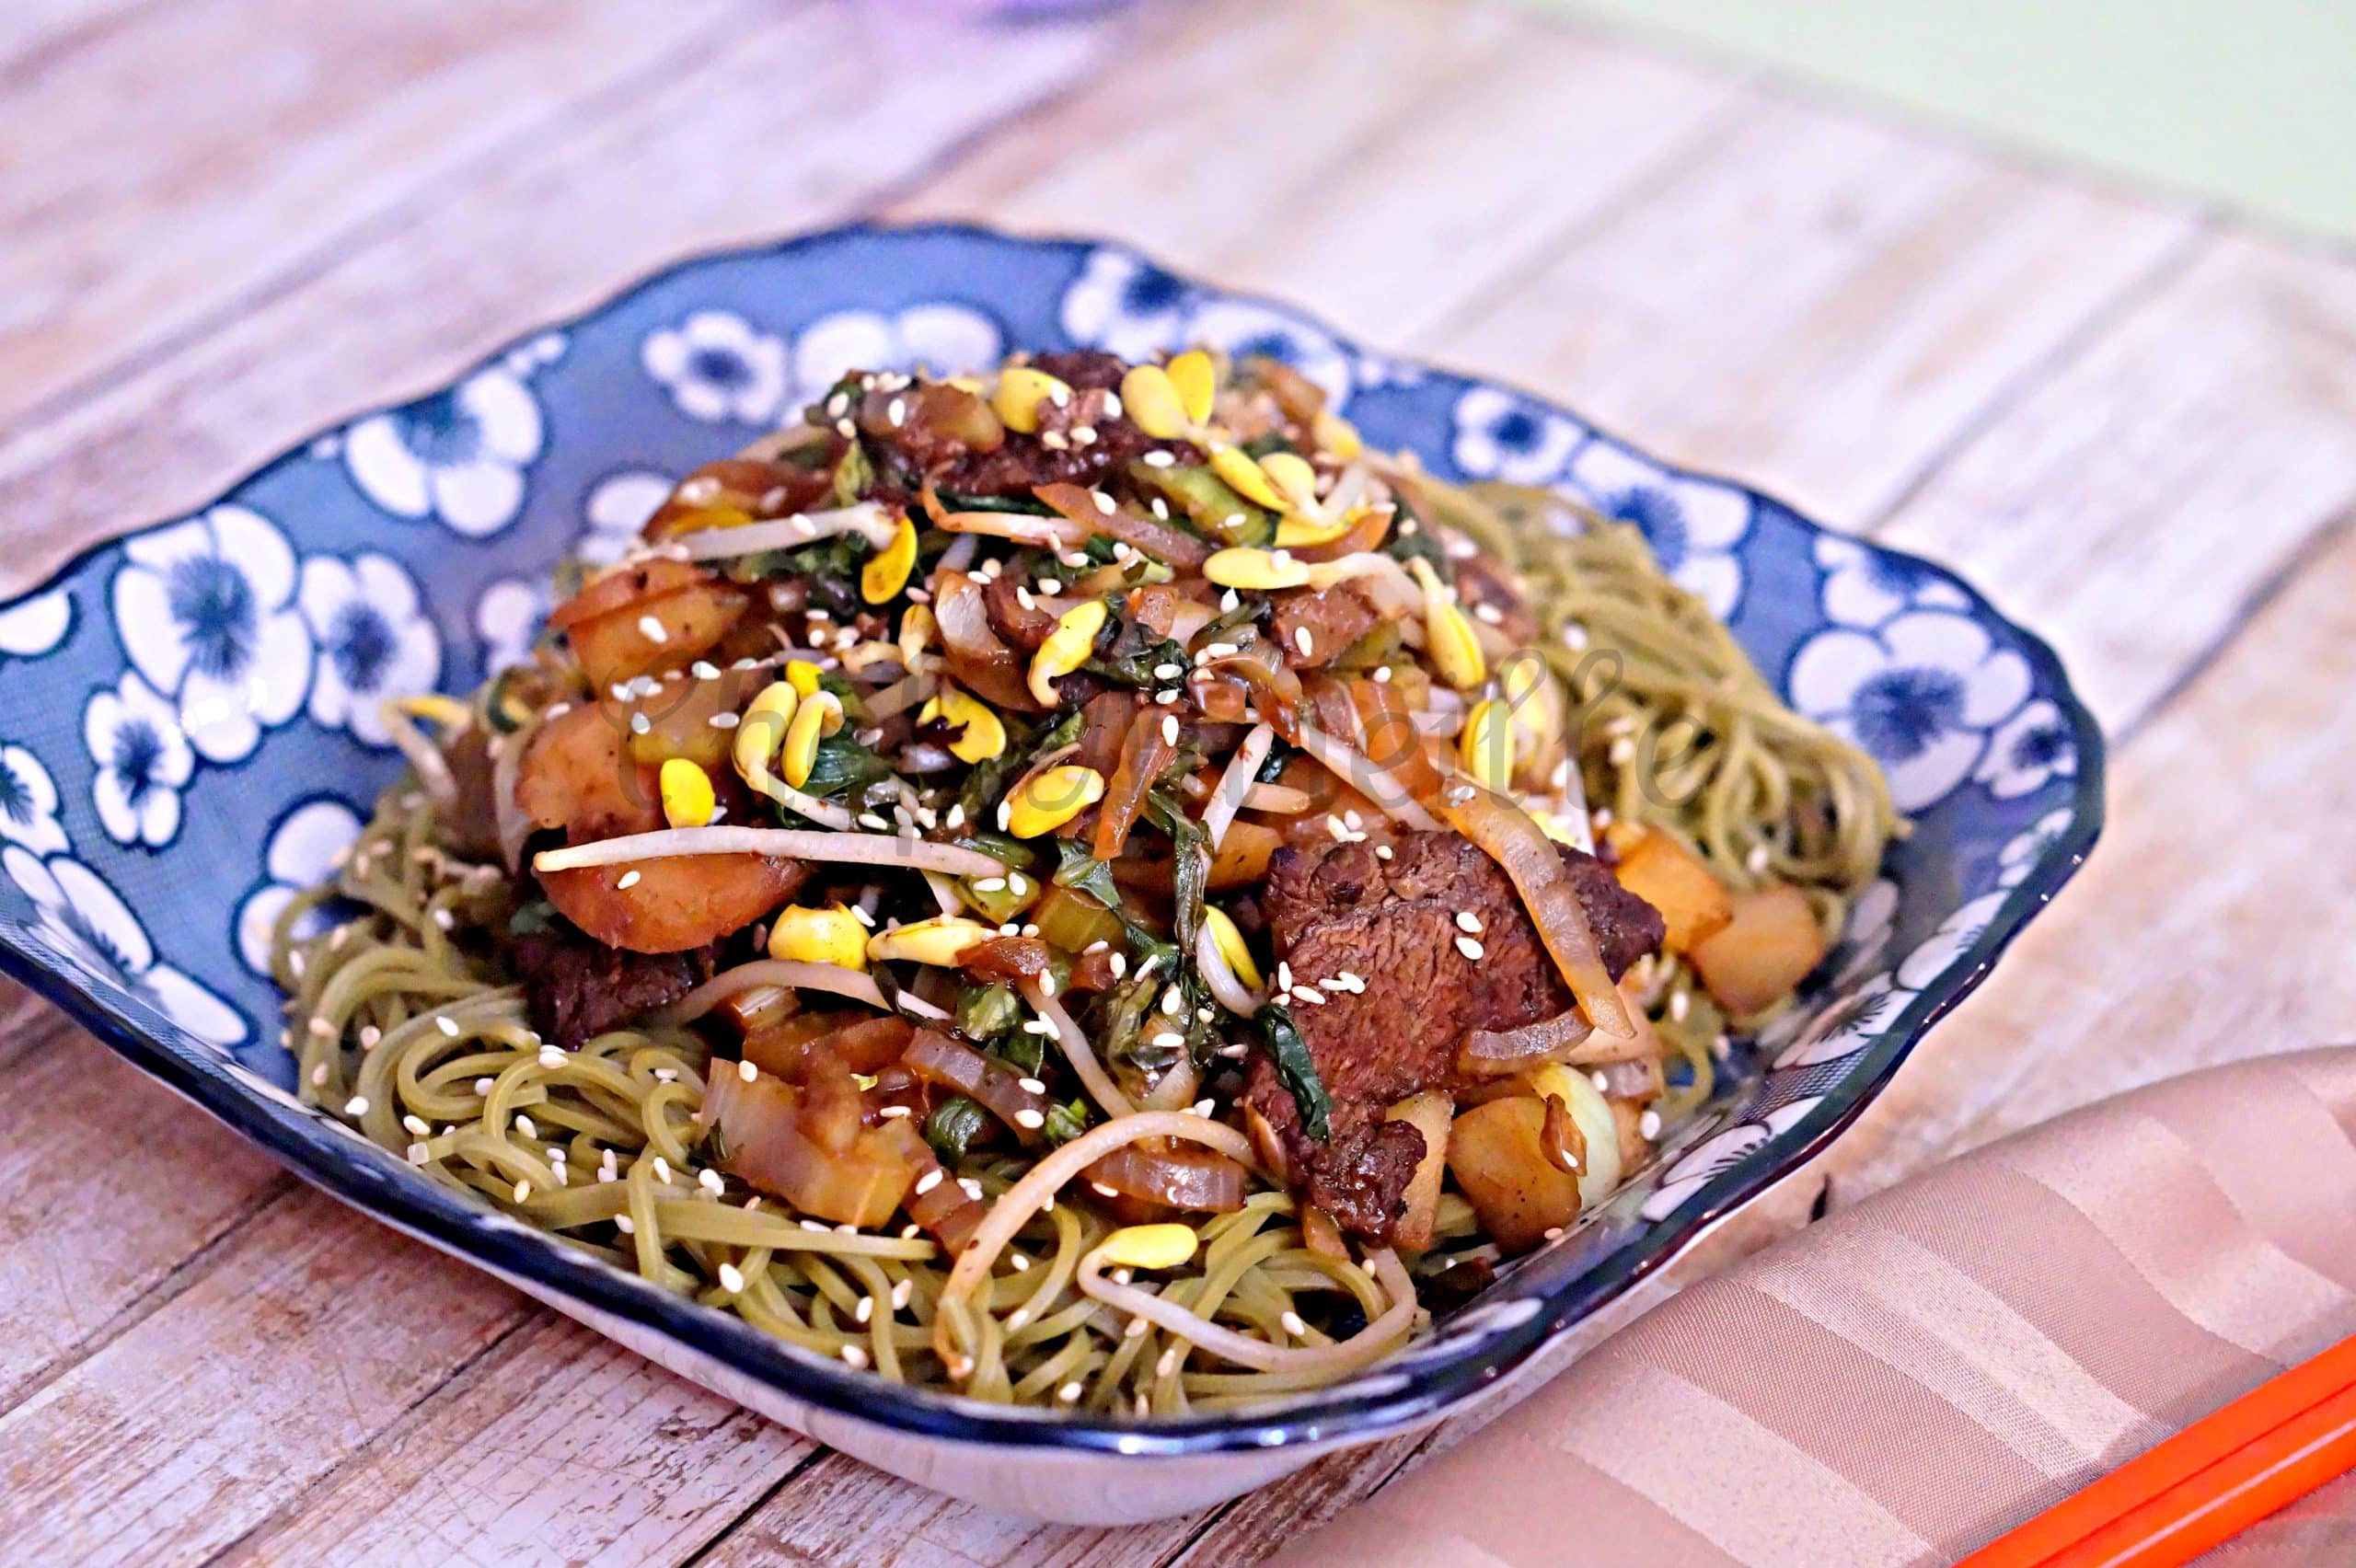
left=268, top=470, right=1894, bottom=1415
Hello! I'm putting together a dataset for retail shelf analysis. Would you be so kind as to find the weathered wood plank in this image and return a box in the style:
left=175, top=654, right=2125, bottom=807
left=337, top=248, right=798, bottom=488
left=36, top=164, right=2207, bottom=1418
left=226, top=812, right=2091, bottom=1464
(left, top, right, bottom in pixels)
left=1430, top=97, right=2200, bottom=526
left=0, top=1192, right=521, bottom=1565
left=0, top=1029, right=286, bottom=1408
left=0, top=0, right=751, bottom=437
left=222, top=1315, right=811, bottom=1568
left=0, top=0, right=1131, bottom=593
left=1872, top=234, right=2356, bottom=731
left=901, top=0, right=1749, bottom=351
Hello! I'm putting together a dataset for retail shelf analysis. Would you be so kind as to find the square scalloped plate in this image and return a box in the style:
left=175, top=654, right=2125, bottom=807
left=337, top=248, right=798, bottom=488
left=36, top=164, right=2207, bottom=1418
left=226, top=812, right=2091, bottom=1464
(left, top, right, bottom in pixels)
left=0, top=225, right=2100, bottom=1524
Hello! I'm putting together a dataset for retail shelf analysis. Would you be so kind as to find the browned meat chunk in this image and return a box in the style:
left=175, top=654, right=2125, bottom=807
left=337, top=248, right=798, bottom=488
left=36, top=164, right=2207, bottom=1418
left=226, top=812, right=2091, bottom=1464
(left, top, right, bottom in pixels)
left=1272, top=583, right=1382, bottom=669
left=512, top=923, right=710, bottom=1049
left=1452, top=552, right=1542, bottom=649
left=983, top=571, right=1056, bottom=651
left=1244, top=830, right=1664, bottom=1242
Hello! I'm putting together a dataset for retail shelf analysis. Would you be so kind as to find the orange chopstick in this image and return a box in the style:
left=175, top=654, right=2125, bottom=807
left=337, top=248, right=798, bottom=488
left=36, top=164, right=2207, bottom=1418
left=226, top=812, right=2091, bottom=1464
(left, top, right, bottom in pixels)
left=1962, top=1333, right=2356, bottom=1568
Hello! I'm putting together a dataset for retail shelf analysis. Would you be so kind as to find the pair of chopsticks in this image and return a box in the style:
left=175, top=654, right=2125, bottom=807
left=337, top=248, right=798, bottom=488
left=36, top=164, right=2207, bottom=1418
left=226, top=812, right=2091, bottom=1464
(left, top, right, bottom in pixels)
left=1963, top=1333, right=2356, bottom=1567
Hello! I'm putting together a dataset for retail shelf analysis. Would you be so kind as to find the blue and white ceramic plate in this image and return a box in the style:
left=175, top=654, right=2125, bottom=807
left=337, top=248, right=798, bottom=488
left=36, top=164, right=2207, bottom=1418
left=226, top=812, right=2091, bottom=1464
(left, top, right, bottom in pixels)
left=0, top=225, right=2100, bottom=1523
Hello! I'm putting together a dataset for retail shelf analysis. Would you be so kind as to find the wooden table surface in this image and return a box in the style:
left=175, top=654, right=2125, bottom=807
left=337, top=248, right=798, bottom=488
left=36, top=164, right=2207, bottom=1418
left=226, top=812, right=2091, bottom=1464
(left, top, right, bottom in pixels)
left=5, top=0, right=2352, bottom=1562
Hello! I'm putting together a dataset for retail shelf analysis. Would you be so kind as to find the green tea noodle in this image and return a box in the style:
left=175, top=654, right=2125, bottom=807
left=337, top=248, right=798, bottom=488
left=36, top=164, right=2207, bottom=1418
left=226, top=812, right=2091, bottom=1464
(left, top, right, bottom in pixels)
left=271, top=367, right=1893, bottom=1413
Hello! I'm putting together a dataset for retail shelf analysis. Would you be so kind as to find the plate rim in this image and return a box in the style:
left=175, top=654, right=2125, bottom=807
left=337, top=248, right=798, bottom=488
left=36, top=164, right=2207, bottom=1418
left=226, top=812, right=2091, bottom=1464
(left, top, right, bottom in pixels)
left=0, top=218, right=2106, bottom=1458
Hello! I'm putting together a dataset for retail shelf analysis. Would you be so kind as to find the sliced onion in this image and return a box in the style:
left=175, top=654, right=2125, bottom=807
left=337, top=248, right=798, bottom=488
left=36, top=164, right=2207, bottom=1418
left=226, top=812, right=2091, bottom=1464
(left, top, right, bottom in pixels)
left=1034, top=482, right=1211, bottom=570
left=1083, top=1143, right=1247, bottom=1213
left=654, top=960, right=952, bottom=1027
left=1441, top=786, right=1634, bottom=1039
left=905, top=1028, right=1053, bottom=1145
left=1138, top=1054, right=1201, bottom=1113
left=667, top=502, right=897, bottom=559
left=1292, top=724, right=1440, bottom=831
left=532, top=826, right=1004, bottom=879
left=1457, top=1007, right=1615, bottom=1078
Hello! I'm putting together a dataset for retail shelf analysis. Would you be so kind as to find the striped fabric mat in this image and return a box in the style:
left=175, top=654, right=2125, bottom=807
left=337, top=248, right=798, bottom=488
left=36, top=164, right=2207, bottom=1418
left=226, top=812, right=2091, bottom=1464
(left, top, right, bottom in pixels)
left=1277, top=1047, right=2356, bottom=1565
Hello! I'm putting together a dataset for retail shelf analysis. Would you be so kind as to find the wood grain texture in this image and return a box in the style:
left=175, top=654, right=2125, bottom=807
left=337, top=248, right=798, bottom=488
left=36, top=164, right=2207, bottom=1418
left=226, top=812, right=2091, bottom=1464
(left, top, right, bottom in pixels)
left=222, top=1316, right=811, bottom=1568
left=0, top=1030, right=285, bottom=1409
left=0, top=0, right=1134, bottom=594
left=0, top=0, right=2350, bottom=1562
left=0, top=1193, right=521, bottom=1566
left=0, top=0, right=749, bottom=437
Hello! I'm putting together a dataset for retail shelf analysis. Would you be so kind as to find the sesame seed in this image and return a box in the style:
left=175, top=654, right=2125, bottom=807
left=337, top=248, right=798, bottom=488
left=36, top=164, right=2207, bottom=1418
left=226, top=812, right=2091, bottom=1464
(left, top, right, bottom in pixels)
left=307, top=1016, right=337, bottom=1039
left=652, top=1156, right=672, bottom=1183
left=1008, top=872, right=1028, bottom=895
left=1126, top=1317, right=1149, bottom=1339
left=880, top=1104, right=912, bottom=1119
left=1161, top=986, right=1184, bottom=1017
left=1375, top=844, right=1394, bottom=860
left=1161, top=714, right=1180, bottom=745
left=1294, top=626, right=1313, bottom=656
left=1015, top=1108, right=1045, bottom=1129
left=513, top=1179, right=533, bottom=1203
left=719, top=1262, right=746, bottom=1293
left=892, top=1278, right=914, bottom=1309
left=539, top=1044, right=565, bottom=1069
left=638, top=614, right=669, bottom=644
left=1091, top=1182, right=1120, bottom=1198
left=617, top=870, right=642, bottom=889
left=1282, top=1310, right=1307, bottom=1336
left=1543, top=1226, right=1565, bottom=1242
left=1456, top=935, right=1485, bottom=962
left=1473, top=602, right=1504, bottom=625
left=1590, top=1070, right=1611, bottom=1091
left=1144, top=450, right=1176, bottom=468
left=692, top=660, right=721, bottom=680
left=699, top=1168, right=725, bottom=1194
left=1669, top=989, right=1691, bottom=1022
left=1456, top=911, right=1484, bottom=935
left=1018, top=1077, right=1047, bottom=1094
left=915, top=1169, right=943, bottom=1195
left=615, top=1215, right=635, bottom=1234
left=1152, top=663, right=1183, bottom=680
left=855, top=1294, right=875, bottom=1324
left=514, top=1113, right=538, bottom=1140
left=474, top=1078, right=493, bottom=1096
left=1156, top=1347, right=1180, bottom=1378
left=1292, top=986, right=1325, bottom=1006
left=1010, top=1255, right=1032, bottom=1274
left=1071, top=426, right=1098, bottom=447
left=357, top=1025, right=381, bottom=1050
left=403, top=1113, right=431, bottom=1136
left=344, top=1095, right=369, bottom=1116
left=1108, top=952, right=1128, bottom=979
left=738, top=1059, right=758, bottom=1083
left=1091, top=490, right=1115, bottom=516
left=1058, top=1380, right=1085, bottom=1402
left=840, top=1343, right=871, bottom=1369
left=1747, top=843, right=1772, bottom=874
left=1639, top=1109, right=1663, bottom=1140
left=959, top=1177, right=984, bottom=1201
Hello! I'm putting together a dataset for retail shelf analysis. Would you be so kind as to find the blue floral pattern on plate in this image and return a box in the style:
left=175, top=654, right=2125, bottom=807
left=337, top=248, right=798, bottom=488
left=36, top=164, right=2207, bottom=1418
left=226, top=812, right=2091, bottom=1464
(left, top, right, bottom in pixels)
left=0, top=225, right=2101, bottom=1468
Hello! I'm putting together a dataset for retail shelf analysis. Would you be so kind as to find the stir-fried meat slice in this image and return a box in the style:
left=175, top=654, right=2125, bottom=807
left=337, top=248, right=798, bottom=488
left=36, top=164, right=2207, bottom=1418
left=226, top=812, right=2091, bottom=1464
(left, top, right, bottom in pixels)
left=983, top=571, right=1057, bottom=651
left=513, top=923, right=714, bottom=1049
left=1244, top=830, right=1664, bottom=1242
left=1452, top=552, right=1542, bottom=649
left=1272, top=583, right=1382, bottom=669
